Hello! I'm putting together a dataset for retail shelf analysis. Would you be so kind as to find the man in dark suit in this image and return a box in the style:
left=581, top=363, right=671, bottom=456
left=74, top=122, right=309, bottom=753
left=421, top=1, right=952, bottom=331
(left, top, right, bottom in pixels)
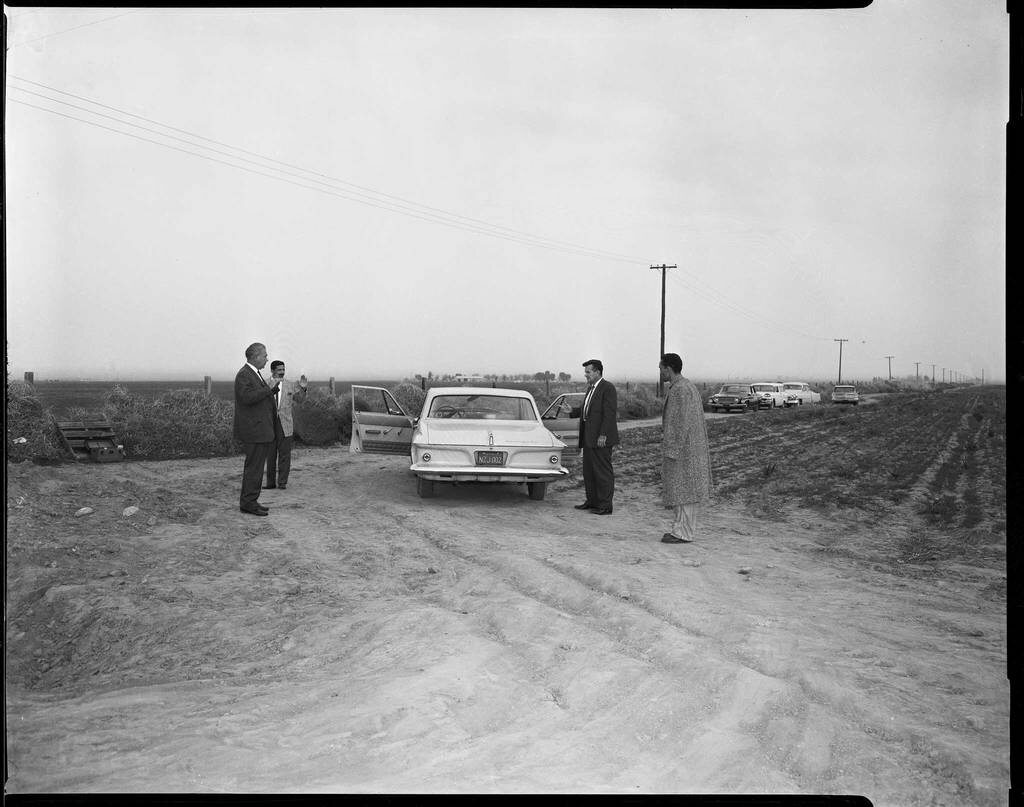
left=575, top=358, right=619, bottom=515
left=233, top=342, right=280, bottom=516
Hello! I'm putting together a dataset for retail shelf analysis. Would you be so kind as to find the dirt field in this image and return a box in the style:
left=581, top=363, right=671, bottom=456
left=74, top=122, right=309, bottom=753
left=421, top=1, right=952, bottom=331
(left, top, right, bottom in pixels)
left=4, top=388, right=1008, bottom=801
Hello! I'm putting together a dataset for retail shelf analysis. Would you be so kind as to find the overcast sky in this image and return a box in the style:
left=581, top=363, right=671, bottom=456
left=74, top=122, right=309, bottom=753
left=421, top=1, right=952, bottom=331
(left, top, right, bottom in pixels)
left=5, top=4, right=1007, bottom=384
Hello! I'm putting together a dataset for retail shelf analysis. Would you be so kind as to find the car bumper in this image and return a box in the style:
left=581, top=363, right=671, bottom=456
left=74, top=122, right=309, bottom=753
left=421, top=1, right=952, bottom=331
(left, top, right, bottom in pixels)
left=411, top=464, right=569, bottom=482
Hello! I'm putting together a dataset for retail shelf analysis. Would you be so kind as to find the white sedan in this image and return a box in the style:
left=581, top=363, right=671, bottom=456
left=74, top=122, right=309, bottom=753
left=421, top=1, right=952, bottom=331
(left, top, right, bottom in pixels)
left=781, top=381, right=822, bottom=407
left=351, top=386, right=569, bottom=499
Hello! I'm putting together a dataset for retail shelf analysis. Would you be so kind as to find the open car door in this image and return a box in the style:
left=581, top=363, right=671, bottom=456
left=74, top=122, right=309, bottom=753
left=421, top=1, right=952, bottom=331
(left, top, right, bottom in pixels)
left=540, top=392, right=584, bottom=449
left=350, top=386, right=414, bottom=454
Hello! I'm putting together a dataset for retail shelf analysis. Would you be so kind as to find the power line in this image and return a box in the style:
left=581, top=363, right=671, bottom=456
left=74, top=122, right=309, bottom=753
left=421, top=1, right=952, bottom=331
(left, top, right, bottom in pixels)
left=7, top=11, right=138, bottom=50
left=665, top=272, right=831, bottom=341
left=7, top=76, right=646, bottom=267
left=10, top=76, right=854, bottom=346
left=7, top=96, right=647, bottom=264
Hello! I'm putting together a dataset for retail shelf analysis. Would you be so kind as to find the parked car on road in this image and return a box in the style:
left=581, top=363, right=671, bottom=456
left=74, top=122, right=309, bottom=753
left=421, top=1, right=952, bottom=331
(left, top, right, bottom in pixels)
left=750, top=382, right=787, bottom=409
left=782, top=381, right=822, bottom=407
left=707, top=383, right=757, bottom=413
left=539, top=392, right=585, bottom=449
left=351, top=385, right=569, bottom=499
left=831, top=385, right=860, bottom=405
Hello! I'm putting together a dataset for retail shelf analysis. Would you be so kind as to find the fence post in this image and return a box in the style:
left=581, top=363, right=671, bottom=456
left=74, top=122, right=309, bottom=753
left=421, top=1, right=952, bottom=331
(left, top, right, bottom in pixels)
left=329, top=377, right=336, bottom=396
left=24, top=372, right=34, bottom=386
left=203, top=375, right=212, bottom=396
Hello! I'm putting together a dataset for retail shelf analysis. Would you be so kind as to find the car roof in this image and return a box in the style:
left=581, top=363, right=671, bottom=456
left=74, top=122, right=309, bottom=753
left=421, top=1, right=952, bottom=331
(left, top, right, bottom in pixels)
left=781, top=381, right=808, bottom=385
left=426, top=386, right=534, bottom=398
left=750, top=381, right=779, bottom=385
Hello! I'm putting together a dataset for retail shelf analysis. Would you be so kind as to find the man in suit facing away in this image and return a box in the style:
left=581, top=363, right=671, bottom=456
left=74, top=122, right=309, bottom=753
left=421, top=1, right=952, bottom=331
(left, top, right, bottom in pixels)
left=575, top=358, right=620, bottom=515
left=234, top=342, right=280, bottom=516
left=265, top=359, right=308, bottom=490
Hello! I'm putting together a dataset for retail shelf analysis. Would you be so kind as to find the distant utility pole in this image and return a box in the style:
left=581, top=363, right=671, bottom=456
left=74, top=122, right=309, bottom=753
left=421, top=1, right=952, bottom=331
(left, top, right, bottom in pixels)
left=942, top=368, right=946, bottom=383
left=885, top=355, right=894, bottom=380
left=931, top=364, right=936, bottom=386
left=914, top=362, right=920, bottom=382
left=653, top=263, right=677, bottom=396
left=834, top=338, right=849, bottom=385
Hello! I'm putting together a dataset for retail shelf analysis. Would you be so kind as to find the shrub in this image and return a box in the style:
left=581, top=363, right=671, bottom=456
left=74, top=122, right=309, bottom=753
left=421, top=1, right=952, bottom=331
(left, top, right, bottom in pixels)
left=294, top=388, right=345, bottom=445
left=390, top=382, right=426, bottom=417
left=619, top=385, right=660, bottom=419
left=6, top=381, right=65, bottom=463
left=102, top=386, right=236, bottom=459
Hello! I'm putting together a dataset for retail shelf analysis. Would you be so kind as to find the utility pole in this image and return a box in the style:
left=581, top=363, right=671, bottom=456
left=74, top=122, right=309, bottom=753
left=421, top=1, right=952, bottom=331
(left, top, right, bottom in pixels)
left=931, top=364, right=936, bottom=386
left=834, top=338, right=848, bottom=385
left=653, top=263, right=677, bottom=396
left=914, top=362, right=920, bottom=382
left=884, top=355, right=894, bottom=380
left=942, top=368, right=946, bottom=383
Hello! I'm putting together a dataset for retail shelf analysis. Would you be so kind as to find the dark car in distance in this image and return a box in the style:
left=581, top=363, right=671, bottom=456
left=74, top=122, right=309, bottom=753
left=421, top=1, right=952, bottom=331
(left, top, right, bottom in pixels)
left=707, top=384, right=758, bottom=413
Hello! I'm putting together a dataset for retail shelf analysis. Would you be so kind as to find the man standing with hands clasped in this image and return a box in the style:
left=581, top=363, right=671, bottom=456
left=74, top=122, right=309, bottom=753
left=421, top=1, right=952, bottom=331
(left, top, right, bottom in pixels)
left=266, top=359, right=308, bottom=490
left=575, top=358, right=619, bottom=515
left=659, top=352, right=712, bottom=543
left=233, top=342, right=280, bottom=516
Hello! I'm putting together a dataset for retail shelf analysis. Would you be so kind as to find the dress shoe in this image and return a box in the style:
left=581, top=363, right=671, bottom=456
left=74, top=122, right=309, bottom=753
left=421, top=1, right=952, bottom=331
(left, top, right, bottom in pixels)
left=240, top=507, right=268, bottom=517
left=265, top=483, right=277, bottom=489
left=256, top=504, right=269, bottom=512
left=574, top=502, right=595, bottom=510
left=661, top=532, right=691, bottom=544
left=592, top=507, right=613, bottom=515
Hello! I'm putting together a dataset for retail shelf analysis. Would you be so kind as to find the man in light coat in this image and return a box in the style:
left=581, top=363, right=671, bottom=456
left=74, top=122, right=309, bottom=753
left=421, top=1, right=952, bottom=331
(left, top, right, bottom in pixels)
left=659, top=352, right=712, bottom=543
left=266, top=360, right=308, bottom=490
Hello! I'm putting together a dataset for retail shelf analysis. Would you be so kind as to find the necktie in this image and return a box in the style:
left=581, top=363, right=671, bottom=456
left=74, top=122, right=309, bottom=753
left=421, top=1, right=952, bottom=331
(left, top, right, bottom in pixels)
left=584, top=385, right=595, bottom=419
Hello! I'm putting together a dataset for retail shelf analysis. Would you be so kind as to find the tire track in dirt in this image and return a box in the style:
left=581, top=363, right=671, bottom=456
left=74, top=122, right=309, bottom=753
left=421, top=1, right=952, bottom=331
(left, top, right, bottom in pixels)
left=354, top=492, right=978, bottom=798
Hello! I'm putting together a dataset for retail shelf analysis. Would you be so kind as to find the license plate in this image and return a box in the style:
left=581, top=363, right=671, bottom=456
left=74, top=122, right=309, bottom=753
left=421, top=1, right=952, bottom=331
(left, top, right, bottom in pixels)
left=475, top=450, right=506, bottom=466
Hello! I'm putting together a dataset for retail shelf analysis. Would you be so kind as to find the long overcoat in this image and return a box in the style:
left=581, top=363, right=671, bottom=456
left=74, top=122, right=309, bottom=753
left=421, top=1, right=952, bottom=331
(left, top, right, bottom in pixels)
left=661, top=377, right=712, bottom=506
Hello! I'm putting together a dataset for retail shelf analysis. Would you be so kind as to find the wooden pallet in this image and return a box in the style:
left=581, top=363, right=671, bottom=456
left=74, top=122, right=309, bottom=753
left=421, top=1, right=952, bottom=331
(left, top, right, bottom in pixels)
left=56, top=421, right=125, bottom=462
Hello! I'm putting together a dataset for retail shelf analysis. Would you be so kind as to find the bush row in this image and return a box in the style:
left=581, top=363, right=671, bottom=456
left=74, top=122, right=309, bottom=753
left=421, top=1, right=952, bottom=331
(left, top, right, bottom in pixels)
left=6, top=379, right=663, bottom=464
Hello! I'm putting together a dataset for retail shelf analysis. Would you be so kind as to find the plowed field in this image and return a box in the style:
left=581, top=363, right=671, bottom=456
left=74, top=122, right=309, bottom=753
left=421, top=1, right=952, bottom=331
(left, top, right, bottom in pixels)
left=4, top=387, right=1007, bottom=802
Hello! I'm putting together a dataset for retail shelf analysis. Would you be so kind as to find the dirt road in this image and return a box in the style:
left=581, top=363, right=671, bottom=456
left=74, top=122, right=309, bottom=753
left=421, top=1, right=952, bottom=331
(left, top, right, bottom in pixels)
left=4, top=400, right=1008, bottom=800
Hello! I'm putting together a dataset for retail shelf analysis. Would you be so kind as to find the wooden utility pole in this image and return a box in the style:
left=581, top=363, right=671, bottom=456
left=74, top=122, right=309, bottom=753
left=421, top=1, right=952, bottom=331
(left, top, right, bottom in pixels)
left=885, top=355, right=894, bottom=380
left=653, top=263, right=677, bottom=396
left=834, top=338, right=848, bottom=385
left=914, top=362, right=920, bottom=382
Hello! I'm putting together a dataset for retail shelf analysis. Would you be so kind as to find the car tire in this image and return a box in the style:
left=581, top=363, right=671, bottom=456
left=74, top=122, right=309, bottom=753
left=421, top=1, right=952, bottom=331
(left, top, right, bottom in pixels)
left=417, top=476, right=435, bottom=498
left=527, top=481, right=547, bottom=501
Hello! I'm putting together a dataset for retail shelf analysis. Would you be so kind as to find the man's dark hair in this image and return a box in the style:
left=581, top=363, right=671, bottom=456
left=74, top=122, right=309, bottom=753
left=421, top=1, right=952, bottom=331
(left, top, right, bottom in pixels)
left=583, top=358, right=604, bottom=374
left=245, top=342, right=265, bottom=361
left=661, top=353, right=682, bottom=374
left=270, top=360, right=285, bottom=372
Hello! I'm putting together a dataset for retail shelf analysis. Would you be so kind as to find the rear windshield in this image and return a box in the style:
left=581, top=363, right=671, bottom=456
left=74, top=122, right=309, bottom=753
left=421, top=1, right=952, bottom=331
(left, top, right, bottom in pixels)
left=834, top=386, right=856, bottom=392
left=428, top=394, right=536, bottom=421
left=751, top=385, right=777, bottom=392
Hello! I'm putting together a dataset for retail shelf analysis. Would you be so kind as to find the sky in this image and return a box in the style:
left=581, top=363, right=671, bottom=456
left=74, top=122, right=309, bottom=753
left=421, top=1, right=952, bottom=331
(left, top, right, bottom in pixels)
left=4, top=4, right=1007, bottom=384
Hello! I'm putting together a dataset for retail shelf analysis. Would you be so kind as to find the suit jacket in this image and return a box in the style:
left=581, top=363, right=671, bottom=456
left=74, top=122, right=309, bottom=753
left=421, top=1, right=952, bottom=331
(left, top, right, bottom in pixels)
left=578, top=378, right=620, bottom=449
left=273, top=378, right=308, bottom=438
left=233, top=365, right=277, bottom=443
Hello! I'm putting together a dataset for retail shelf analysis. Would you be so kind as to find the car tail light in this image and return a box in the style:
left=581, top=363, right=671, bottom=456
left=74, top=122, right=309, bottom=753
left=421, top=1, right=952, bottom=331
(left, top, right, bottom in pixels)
left=550, top=455, right=560, bottom=464
left=422, top=452, right=431, bottom=462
